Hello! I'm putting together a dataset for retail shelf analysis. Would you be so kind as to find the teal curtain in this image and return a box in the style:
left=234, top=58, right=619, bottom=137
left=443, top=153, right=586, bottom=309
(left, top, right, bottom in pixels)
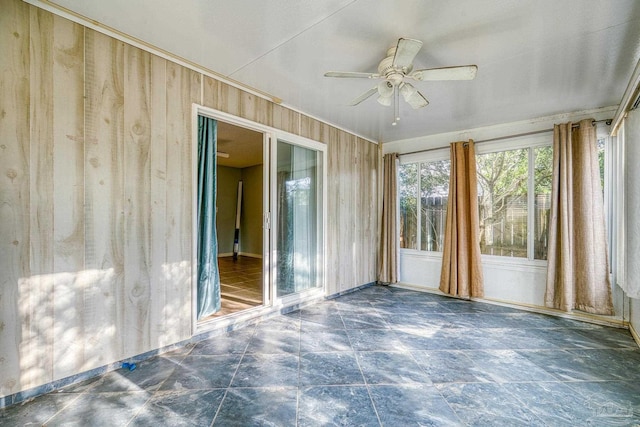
left=197, top=115, right=221, bottom=319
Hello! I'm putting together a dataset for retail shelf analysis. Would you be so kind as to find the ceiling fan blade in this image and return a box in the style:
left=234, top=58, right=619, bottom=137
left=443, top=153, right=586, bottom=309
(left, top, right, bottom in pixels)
left=406, top=90, right=429, bottom=109
left=348, top=87, right=378, bottom=106
left=400, top=83, right=429, bottom=109
left=410, top=65, right=478, bottom=81
left=392, top=38, right=423, bottom=70
left=324, top=71, right=380, bottom=79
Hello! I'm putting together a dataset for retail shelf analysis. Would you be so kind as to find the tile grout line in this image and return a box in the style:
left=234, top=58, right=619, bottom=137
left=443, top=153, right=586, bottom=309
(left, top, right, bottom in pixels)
left=209, top=324, right=258, bottom=426
left=295, top=314, right=302, bottom=427
left=339, top=309, right=384, bottom=427
left=39, top=391, right=84, bottom=426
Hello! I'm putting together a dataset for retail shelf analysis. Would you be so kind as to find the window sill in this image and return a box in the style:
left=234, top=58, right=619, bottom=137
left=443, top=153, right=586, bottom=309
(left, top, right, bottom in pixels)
left=400, top=249, right=547, bottom=271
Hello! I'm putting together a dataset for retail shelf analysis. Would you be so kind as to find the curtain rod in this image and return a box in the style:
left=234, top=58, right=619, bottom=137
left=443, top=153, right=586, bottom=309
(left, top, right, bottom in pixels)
left=399, top=119, right=612, bottom=156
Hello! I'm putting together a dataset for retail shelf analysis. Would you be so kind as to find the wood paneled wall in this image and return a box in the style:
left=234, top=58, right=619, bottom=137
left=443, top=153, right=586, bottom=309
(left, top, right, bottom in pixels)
left=0, top=0, right=378, bottom=397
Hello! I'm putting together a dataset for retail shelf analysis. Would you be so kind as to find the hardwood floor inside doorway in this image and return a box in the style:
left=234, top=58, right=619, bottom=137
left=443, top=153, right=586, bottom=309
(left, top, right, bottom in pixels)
left=209, top=256, right=263, bottom=318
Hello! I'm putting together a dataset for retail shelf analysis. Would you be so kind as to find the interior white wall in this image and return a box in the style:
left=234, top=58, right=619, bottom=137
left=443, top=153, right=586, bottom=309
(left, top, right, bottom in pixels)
left=240, top=164, right=264, bottom=257
left=386, top=106, right=626, bottom=319
left=217, top=166, right=242, bottom=255
left=216, top=164, right=264, bottom=257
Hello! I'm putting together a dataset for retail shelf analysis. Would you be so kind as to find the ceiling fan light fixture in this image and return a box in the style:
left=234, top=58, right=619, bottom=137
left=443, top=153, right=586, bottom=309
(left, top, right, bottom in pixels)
left=377, top=80, right=394, bottom=97
left=377, top=95, right=392, bottom=106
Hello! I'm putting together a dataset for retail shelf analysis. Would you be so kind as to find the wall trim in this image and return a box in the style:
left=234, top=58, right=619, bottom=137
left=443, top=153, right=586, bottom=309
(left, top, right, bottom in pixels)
left=23, top=0, right=378, bottom=146
left=24, top=0, right=280, bottom=104
left=384, top=106, right=617, bottom=155
left=392, top=282, right=628, bottom=329
left=326, top=282, right=376, bottom=300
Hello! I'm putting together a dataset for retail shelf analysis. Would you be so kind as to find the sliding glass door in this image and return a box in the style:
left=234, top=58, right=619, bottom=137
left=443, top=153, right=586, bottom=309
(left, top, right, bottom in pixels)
left=275, top=139, right=324, bottom=297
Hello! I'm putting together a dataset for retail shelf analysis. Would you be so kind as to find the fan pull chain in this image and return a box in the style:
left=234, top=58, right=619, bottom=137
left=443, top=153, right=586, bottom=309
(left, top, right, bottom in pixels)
left=392, top=85, right=400, bottom=126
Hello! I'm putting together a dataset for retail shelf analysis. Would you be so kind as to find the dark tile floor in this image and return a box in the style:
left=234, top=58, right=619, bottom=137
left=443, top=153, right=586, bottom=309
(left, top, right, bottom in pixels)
left=2, top=285, right=640, bottom=426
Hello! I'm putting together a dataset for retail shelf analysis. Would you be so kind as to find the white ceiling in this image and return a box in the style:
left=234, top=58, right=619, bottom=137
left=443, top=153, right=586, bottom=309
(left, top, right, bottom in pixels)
left=216, top=121, right=263, bottom=169
left=50, top=0, right=640, bottom=143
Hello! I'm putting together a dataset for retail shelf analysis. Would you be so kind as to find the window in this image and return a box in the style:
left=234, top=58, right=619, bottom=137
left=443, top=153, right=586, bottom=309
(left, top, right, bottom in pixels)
left=399, top=140, right=553, bottom=261
left=399, top=159, right=449, bottom=251
left=399, top=130, right=610, bottom=263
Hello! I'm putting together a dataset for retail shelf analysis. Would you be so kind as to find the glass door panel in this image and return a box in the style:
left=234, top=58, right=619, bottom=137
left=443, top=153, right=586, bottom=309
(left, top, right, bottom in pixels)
left=276, top=140, right=322, bottom=297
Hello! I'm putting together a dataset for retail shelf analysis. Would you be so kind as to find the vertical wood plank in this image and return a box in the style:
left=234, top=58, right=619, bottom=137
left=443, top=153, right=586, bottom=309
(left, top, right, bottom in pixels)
left=363, top=139, right=377, bottom=284
left=301, top=116, right=326, bottom=142
left=359, top=139, right=368, bottom=283
left=239, top=91, right=257, bottom=122
left=123, top=44, right=152, bottom=356
left=239, top=91, right=270, bottom=126
left=371, top=141, right=380, bottom=280
left=165, top=62, right=199, bottom=342
left=148, top=54, right=168, bottom=347
left=218, top=81, right=241, bottom=116
left=353, top=138, right=363, bottom=285
left=359, top=138, right=373, bottom=283
left=84, top=28, right=125, bottom=369
left=51, top=15, right=85, bottom=380
left=24, top=5, right=54, bottom=390
left=343, top=132, right=356, bottom=290
left=319, top=122, right=331, bottom=145
left=0, top=0, right=30, bottom=397
left=365, top=139, right=378, bottom=281
left=336, top=130, right=347, bottom=292
left=202, top=75, right=218, bottom=110
left=255, top=97, right=272, bottom=127
left=326, top=126, right=340, bottom=295
left=272, top=104, right=300, bottom=135
left=300, top=116, right=310, bottom=139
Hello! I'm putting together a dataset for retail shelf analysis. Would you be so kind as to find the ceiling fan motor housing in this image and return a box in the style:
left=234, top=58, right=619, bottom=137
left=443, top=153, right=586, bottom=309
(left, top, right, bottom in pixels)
left=377, top=46, right=414, bottom=84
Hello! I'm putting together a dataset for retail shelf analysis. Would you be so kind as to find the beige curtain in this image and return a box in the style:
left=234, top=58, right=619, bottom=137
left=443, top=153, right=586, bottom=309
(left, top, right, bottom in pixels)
left=545, top=119, right=613, bottom=314
left=439, top=141, right=484, bottom=298
left=378, top=153, right=399, bottom=284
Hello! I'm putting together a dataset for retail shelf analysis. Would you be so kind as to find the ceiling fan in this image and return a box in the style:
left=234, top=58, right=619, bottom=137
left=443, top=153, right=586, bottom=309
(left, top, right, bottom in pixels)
left=324, top=38, right=477, bottom=125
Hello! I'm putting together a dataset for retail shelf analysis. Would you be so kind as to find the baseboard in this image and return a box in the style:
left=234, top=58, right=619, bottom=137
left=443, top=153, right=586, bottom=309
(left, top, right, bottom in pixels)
left=392, top=282, right=628, bottom=329
left=1, top=287, right=308, bottom=409
left=630, top=322, right=640, bottom=348
left=0, top=336, right=194, bottom=409
left=325, top=282, right=376, bottom=300
left=238, top=252, right=262, bottom=259
left=218, top=252, right=262, bottom=259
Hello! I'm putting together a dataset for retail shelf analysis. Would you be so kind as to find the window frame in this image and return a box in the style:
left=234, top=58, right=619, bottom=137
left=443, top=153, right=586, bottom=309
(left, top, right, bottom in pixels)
left=399, top=147, right=449, bottom=258
left=476, top=135, right=550, bottom=266
left=399, top=135, right=552, bottom=267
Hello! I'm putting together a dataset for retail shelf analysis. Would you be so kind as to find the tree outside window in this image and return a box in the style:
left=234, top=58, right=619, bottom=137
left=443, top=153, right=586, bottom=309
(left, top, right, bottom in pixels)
left=399, top=163, right=418, bottom=249
left=476, top=149, right=529, bottom=258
